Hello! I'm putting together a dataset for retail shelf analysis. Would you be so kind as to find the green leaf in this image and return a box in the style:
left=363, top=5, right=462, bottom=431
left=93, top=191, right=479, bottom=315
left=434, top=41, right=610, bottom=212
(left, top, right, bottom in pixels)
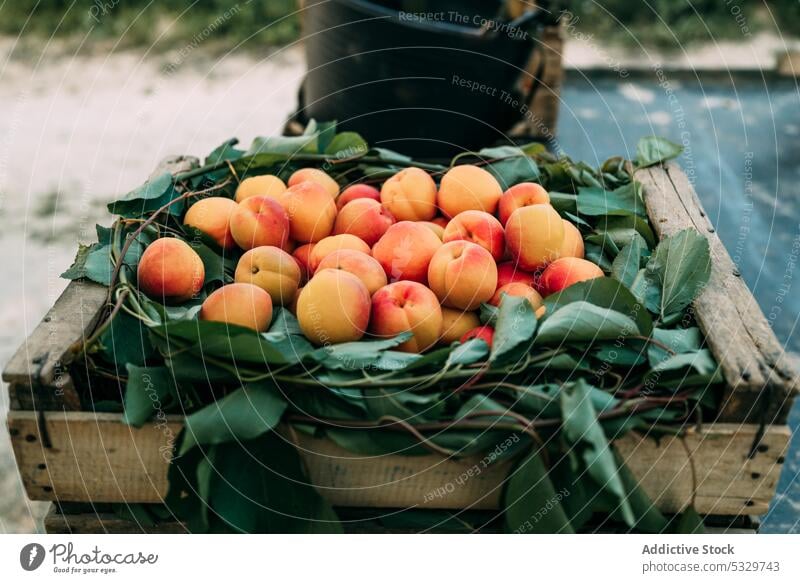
left=325, top=131, right=368, bottom=157
left=577, top=182, right=645, bottom=217
left=247, top=134, right=319, bottom=156
left=480, top=147, right=540, bottom=189
left=208, top=431, right=341, bottom=533
left=560, top=379, right=634, bottom=525
left=537, top=301, right=640, bottom=345
left=108, top=172, right=178, bottom=217
left=363, top=387, right=445, bottom=421
left=122, top=365, right=177, bottom=427
left=647, top=327, right=702, bottom=367
left=446, top=339, right=489, bottom=366
left=636, top=136, right=683, bottom=168
left=308, top=333, right=412, bottom=370
left=639, top=229, right=711, bottom=325
left=180, top=383, right=287, bottom=455
left=205, top=138, right=244, bottom=165
left=503, top=449, right=574, bottom=533
left=151, top=320, right=315, bottom=366
left=99, top=311, right=156, bottom=369
left=612, top=233, right=648, bottom=288
left=673, top=506, right=706, bottom=533
left=491, top=295, right=537, bottom=362
left=595, top=215, right=656, bottom=249
left=543, top=277, right=653, bottom=336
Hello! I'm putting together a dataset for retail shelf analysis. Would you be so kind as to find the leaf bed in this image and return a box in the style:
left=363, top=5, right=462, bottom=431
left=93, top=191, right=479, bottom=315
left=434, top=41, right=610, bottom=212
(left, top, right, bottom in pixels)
left=65, top=128, right=719, bottom=533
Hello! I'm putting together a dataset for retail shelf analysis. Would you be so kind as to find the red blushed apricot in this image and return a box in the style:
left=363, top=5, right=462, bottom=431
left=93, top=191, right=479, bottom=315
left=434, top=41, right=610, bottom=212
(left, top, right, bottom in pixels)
left=336, top=183, right=381, bottom=210
left=333, top=198, right=395, bottom=246
left=230, top=195, right=290, bottom=250
left=496, top=261, right=537, bottom=290
left=427, top=241, right=498, bottom=311
left=234, top=246, right=301, bottom=306
left=437, top=165, right=502, bottom=218
left=505, top=204, right=565, bottom=271
left=309, top=234, right=371, bottom=272
left=278, top=181, right=337, bottom=243
left=498, top=182, right=550, bottom=225
left=315, top=249, right=388, bottom=296
left=370, top=281, right=443, bottom=353
left=137, top=238, right=205, bottom=302
left=439, top=308, right=481, bottom=345
left=460, top=325, right=494, bottom=348
left=292, top=243, right=315, bottom=283
left=200, top=283, right=273, bottom=331
left=559, top=220, right=585, bottom=259
left=431, top=217, right=449, bottom=229
left=443, top=210, right=505, bottom=261
left=297, top=269, right=371, bottom=345
left=490, top=282, right=546, bottom=318
left=372, top=221, right=442, bottom=283
left=380, top=167, right=437, bottom=221
left=540, top=257, right=605, bottom=296
left=235, top=175, right=287, bottom=203
left=183, top=197, right=239, bottom=249
left=288, top=168, right=340, bottom=199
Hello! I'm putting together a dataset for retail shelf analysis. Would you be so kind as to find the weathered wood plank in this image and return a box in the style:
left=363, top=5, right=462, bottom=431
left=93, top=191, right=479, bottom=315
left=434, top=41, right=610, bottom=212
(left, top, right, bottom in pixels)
left=3, top=281, right=108, bottom=410
left=635, top=163, right=799, bottom=424
left=44, top=505, right=186, bottom=534
left=8, top=412, right=789, bottom=516
left=2, top=155, right=200, bottom=411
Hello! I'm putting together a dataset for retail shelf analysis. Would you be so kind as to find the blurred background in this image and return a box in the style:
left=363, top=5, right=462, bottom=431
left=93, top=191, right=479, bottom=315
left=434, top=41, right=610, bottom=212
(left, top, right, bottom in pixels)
left=1, top=0, right=799, bottom=533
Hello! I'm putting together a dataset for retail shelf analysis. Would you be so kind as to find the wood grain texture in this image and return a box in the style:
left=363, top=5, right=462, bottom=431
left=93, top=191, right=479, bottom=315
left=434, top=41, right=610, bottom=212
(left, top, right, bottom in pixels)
left=9, top=411, right=789, bottom=516
left=3, top=281, right=108, bottom=410
left=635, top=163, right=799, bottom=424
left=2, top=155, right=200, bottom=411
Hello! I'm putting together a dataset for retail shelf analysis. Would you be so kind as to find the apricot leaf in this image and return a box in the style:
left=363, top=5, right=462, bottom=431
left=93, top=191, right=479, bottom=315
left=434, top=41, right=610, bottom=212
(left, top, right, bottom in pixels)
left=490, top=295, right=537, bottom=362
left=635, top=136, right=683, bottom=168
left=536, top=301, right=640, bottom=345
left=639, top=229, right=711, bottom=325
left=179, top=383, right=287, bottom=455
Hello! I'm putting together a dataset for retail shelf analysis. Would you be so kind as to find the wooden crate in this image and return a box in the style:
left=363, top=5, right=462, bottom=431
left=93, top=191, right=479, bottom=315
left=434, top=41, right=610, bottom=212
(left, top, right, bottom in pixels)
left=3, top=160, right=798, bottom=532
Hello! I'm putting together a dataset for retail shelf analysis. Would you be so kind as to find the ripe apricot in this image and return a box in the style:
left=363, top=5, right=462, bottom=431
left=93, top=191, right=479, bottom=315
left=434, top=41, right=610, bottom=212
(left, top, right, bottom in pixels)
left=288, top=168, right=340, bottom=199
left=230, top=195, right=290, bottom=250
left=297, top=269, right=371, bottom=345
left=372, top=221, right=442, bottom=283
left=333, top=198, right=395, bottom=246
left=234, top=246, right=301, bottom=306
left=370, top=281, right=443, bottom=353
left=380, top=167, right=437, bottom=221
left=439, top=308, right=481, bottom=345
left=498, top=182, right=550, bottom=225
left=183, top=197, right=238, bottom=249
left=443, top=210, right=505, bottom=261
left=427, top=241, right=497, bottom=311
left=278, top=181, right=337, bottom=243
left=505, top=204, right=564, bottom=271
left=199, top=283, right=273, bottom=331
left=137, top=238, right=205, bottom=302
left=315, top=249, right=387, bottom=295
left=235, top=175, right=287, bottom=203
left=540, top=257, right=604, bottom=296
left=437, top=165, right=502, bottom=218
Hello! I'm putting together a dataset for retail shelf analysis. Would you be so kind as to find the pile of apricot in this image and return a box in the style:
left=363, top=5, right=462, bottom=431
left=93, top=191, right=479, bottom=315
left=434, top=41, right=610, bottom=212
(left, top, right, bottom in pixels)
left=137, top=165, right=603, bottom=352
